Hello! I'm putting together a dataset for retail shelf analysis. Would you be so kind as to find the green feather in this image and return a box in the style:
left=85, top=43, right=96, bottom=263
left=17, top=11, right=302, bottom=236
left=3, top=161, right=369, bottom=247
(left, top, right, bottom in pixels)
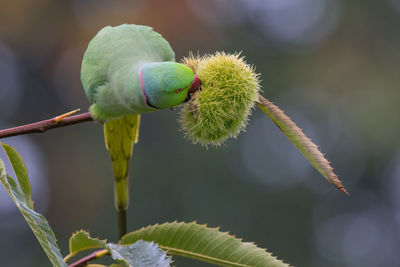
left=81, top=24, right=196, bottom=238
left=81, top=24, right=194, bottom=120
left=81, top=24, right=174, bottom=119
left=104, top=115, right=140, bottom=211
left=142, top=62, right=194, bottom=109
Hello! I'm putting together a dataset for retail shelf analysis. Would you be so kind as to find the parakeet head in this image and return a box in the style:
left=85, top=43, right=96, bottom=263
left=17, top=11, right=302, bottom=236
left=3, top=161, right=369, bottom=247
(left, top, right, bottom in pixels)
left=140, top=62, right=201, bottom=109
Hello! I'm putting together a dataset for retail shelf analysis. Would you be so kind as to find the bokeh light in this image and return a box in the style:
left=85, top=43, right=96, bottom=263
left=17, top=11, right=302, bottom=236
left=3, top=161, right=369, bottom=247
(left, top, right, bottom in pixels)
left=0, top=43, right=22, bottom=119
left=53, top=44, right=89, bottom=109
left=313, top=190, right=398, bottom=266
left=72, top=0, right=148, bottom=31
left=240, top=113, right=311, bottom=189
left=241, top=0, right=341, bottom=49
left=384, top=151, right=400, bottom=224
left=186, top=0, right=245, bottom=27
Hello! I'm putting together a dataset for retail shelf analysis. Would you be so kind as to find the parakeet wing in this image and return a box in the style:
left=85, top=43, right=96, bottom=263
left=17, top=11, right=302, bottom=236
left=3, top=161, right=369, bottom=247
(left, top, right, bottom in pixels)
left=104, top=115, right=141, bottom=211
left=81, top=24, right=176, bottom=119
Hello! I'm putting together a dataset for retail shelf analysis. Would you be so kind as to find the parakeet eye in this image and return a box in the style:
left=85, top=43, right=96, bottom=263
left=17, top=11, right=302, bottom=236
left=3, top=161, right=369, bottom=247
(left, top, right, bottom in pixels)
left=175, top=88, right=183, bottom=94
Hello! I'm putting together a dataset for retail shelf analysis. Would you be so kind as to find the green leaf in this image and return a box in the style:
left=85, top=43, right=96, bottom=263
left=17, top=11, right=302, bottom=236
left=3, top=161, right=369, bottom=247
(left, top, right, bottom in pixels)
left=65, top=231, right=169, bottom=267
left=0, top=158, right=67, bottom=267
left=257, top=95, right=349, bottom=195
left=120, top=221, right=290, bottom=267
left=1, top=143, right=34, bottom=209
left=108, top=241, right=170, bottom=267
left=64, top=230, right=107, bottom=262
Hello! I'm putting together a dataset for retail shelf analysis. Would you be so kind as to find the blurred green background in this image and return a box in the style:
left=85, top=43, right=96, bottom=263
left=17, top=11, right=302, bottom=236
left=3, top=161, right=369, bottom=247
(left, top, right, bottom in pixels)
left=1, top=0, right=400, bottom=266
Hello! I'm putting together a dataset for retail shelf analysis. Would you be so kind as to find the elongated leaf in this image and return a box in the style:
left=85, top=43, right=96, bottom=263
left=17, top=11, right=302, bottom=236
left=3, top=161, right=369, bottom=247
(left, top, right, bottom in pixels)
left=0, top=158, right=67, bottom=267
left=1, top=143, right=34, bottom=209
left=120, top=221, right=289, bottom=267
left=257, top=95, right=348, bottom=195
left=108, top=241, right=170, bottom=267
left=64, top=230, right=107, bottom=262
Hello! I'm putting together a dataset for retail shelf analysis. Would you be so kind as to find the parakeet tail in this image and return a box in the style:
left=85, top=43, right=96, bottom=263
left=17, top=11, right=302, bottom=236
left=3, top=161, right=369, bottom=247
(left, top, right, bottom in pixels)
left=104, top=114, right=140, bottom=238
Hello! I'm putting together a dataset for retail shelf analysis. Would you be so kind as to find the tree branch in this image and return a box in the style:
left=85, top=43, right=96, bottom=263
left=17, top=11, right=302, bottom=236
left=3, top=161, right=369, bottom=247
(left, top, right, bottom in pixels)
left=0, top=111, right=93, bottom=139
left=68, top=249, right=109, bottom=267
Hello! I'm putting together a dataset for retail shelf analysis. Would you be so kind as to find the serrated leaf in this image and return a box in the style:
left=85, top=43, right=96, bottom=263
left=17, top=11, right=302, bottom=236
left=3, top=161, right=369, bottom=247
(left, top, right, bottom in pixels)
left=108, top=240, right=170, bottom=267
left=0, top=158, right=67, bottom=267
left=120, top=221, right=289, bottom=267
left=257, top=95, right=348, bottom=195
left=64, top=230, right=107, bottom=262
left=1, top=143, right=33, bottom=209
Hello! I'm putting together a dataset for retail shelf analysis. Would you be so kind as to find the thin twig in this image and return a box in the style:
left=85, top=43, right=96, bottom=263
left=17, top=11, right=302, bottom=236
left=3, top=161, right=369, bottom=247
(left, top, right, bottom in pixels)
left=68, top=249, right=109, bottom=267
left=0, top=111, right=93, bottom=139
left=118, top=209, right=127, bottom=240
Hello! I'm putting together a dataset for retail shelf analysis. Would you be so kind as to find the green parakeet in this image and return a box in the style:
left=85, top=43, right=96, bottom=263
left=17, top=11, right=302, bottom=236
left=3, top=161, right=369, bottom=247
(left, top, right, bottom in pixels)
left=81, top=24, right=201, bottom=238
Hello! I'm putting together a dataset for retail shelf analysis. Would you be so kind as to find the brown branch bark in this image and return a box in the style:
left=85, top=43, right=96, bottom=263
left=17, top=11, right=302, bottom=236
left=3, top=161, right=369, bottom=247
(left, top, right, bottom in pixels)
left=0, top=112, right=93, bottom=139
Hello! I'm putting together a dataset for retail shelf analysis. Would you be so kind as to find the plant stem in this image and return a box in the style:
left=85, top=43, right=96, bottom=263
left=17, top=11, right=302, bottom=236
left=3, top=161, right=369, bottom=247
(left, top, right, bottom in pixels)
left=68, top=249, right=109, bottom=267
left=118, top=209, right=127, bottom=240
left=0, top=111, right=93, bottom=139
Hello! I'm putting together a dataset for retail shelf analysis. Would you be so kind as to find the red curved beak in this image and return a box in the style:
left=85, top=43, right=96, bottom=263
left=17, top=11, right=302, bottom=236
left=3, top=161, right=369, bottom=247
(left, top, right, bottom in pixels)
left=189, top=75, right=202, bottom=94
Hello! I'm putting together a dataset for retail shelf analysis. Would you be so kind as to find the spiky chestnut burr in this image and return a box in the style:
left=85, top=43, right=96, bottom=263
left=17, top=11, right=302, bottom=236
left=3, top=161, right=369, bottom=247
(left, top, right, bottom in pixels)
left=180, top=52, right=261, bottom=146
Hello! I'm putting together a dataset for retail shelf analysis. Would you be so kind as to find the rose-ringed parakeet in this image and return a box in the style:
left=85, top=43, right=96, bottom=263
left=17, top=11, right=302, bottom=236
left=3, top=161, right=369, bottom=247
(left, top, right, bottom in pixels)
left=81, top=24, right=200, bottom=238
